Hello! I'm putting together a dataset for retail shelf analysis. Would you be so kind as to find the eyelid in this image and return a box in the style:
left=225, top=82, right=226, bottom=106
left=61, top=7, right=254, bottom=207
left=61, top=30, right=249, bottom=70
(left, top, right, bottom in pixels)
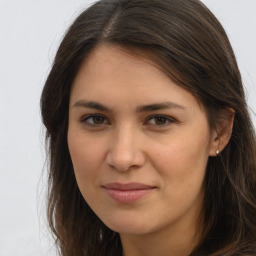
left=79, top=113, right=177, bottom=128
left=145, top=114, right=177, bottom=126
left=80, top=114, right=110, bottom=126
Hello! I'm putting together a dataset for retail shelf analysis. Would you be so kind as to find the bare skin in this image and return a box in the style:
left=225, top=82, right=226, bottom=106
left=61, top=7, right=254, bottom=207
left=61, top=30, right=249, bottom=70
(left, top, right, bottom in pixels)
left=68, top=45, right=233, bottom=256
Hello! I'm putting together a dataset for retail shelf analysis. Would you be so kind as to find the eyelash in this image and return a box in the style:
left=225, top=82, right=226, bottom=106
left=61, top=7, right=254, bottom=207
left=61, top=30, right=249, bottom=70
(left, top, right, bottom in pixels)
left=80, top=114, right=176, bottom=128
left=80, top=114, right=110, bottom=127
left=146, top=115, right=176, bottom=126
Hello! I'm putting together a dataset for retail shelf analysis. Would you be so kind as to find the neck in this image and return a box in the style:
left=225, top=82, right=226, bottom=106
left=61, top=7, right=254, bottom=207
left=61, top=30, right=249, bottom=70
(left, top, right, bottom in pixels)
left=120, top=215, right=202, bottom=256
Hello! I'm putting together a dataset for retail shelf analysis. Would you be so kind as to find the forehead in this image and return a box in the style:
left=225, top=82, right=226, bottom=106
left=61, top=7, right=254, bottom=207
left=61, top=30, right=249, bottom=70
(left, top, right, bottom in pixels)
left=74, top=45, right=167, bottom=84
left=70, top=44, right=202, bottom=112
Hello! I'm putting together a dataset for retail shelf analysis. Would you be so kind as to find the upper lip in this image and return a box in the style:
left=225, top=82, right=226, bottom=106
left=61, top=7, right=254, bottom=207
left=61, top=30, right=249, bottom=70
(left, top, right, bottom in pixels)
left=103, top=182, right=156, bottom=191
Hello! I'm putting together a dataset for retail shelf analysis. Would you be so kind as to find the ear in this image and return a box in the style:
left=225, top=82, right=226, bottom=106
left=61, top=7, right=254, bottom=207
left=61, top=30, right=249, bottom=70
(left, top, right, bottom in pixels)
left=209, top=108, right=235, bottom=157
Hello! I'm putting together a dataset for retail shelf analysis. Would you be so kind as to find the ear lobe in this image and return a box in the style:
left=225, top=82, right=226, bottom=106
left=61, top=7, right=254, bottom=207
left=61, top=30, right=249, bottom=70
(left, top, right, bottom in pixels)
left=209, top=130, right=221, bottom=157
left=209, top=108, right=235, bottom=157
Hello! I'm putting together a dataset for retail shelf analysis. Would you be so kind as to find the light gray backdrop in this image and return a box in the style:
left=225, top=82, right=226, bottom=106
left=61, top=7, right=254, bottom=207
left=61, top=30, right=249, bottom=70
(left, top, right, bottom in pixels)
left=0, top=1, right=255, bottom=255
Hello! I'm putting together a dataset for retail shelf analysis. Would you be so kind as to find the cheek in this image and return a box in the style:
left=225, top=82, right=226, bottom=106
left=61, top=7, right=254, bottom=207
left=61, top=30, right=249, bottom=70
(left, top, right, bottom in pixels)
left=67, top=132, right=106, bottom=184
left=151, top=129, right=210, bottom=188
left=67, top=132, right=109, bottom=210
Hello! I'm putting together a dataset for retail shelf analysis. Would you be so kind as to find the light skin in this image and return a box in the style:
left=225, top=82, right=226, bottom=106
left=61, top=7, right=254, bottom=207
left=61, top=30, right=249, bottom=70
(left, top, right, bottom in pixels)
left=68, top=45, right=232, bottom=256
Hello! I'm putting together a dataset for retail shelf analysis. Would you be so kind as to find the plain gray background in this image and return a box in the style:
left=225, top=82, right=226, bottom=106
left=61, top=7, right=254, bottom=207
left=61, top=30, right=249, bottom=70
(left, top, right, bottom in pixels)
left=0, top=1, right=255, bottom=255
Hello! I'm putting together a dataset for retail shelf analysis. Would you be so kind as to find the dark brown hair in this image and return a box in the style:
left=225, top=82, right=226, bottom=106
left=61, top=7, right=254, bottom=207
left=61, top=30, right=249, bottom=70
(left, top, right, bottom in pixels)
left=41, top=0, right=256, bottom=255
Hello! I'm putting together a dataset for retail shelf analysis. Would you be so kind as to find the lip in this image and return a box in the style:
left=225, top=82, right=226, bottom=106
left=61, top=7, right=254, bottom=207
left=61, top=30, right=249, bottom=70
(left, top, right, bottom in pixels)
left=103, top=182, right=156, bottom=203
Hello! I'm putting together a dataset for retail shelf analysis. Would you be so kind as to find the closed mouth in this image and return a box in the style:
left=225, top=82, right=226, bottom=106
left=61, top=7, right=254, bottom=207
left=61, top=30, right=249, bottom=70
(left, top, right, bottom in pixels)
left=102, top=182, right=156, bottom=203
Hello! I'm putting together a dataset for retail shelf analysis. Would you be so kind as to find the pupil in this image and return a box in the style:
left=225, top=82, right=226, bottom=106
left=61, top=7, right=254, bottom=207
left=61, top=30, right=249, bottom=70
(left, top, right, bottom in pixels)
left=155, top=116, right=166, bottom=125
left=93, top=116, right=104, bottom=124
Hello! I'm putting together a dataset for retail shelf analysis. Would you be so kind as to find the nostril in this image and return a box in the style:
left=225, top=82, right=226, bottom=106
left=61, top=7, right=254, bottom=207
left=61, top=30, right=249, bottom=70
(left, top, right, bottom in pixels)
left=106, top=152, right=135, bottom=172
left=105, top=148, right=146, bottom=172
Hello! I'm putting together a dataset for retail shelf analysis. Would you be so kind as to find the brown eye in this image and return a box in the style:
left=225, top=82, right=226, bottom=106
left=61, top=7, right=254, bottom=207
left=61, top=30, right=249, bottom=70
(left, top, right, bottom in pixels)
left=92, top=116, right=105, bottom=124
left=154, top=116, right=167, bottom=125
left=147, top=115, right=175, bottom=126
left=81, top=115, right=109, bottom=126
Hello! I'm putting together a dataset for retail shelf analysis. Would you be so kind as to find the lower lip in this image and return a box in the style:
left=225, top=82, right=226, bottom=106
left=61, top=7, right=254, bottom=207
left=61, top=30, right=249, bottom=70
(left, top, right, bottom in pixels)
left=105, top=188, right=154, bottom=203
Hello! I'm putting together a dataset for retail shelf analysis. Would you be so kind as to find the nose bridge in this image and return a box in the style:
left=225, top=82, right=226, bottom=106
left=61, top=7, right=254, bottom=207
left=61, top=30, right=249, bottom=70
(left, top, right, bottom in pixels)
left=106, top=122, right=145, bottom=171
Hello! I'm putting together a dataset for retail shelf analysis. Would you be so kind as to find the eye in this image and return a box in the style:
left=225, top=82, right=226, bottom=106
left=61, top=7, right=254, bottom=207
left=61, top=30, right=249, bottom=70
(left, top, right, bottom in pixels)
left=81, top=114, right=109, bottom=127
left=146, top=115, right=175, bottom=126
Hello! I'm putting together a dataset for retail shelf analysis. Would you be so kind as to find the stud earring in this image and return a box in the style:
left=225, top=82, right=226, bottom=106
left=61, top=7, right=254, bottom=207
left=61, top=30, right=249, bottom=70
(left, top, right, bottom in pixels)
left=216, top=149, right=220, bottom=155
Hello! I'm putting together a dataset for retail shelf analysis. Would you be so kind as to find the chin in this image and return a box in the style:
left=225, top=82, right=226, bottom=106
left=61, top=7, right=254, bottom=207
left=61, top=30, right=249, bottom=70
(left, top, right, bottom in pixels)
left=102, top=216, right=158, bottom=236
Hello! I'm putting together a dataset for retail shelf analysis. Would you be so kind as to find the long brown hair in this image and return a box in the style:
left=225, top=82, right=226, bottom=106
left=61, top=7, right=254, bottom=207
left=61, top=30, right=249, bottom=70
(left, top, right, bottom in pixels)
left=40, top=0, right=256, bottom=255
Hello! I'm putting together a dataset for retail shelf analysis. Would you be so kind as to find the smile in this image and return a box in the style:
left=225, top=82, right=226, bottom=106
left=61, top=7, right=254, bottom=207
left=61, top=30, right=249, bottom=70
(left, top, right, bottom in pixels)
left=103, top=183, right=156, bottom=204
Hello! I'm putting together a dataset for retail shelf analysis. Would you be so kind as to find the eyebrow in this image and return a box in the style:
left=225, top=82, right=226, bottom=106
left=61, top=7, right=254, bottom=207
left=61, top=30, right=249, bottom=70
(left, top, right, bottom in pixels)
left=136, top=102, right=186, bottom=112
left=72, top=100, right=186, bottom=112
left=72, top=100, right=112, bottom=112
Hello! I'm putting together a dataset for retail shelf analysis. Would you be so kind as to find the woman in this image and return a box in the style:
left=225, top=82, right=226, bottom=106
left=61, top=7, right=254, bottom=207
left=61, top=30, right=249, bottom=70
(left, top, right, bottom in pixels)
left=40, top=0, right=256, bottom=255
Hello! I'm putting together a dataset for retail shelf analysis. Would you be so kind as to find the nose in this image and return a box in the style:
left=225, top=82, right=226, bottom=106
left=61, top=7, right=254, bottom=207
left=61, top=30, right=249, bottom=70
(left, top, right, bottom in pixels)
left=106, top=126, right=146, bottom=172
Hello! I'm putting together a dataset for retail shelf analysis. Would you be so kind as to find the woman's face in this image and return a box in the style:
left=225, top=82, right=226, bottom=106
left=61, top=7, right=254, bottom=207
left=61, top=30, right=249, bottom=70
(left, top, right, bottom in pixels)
left=68, top=45, right=217, bottom=237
